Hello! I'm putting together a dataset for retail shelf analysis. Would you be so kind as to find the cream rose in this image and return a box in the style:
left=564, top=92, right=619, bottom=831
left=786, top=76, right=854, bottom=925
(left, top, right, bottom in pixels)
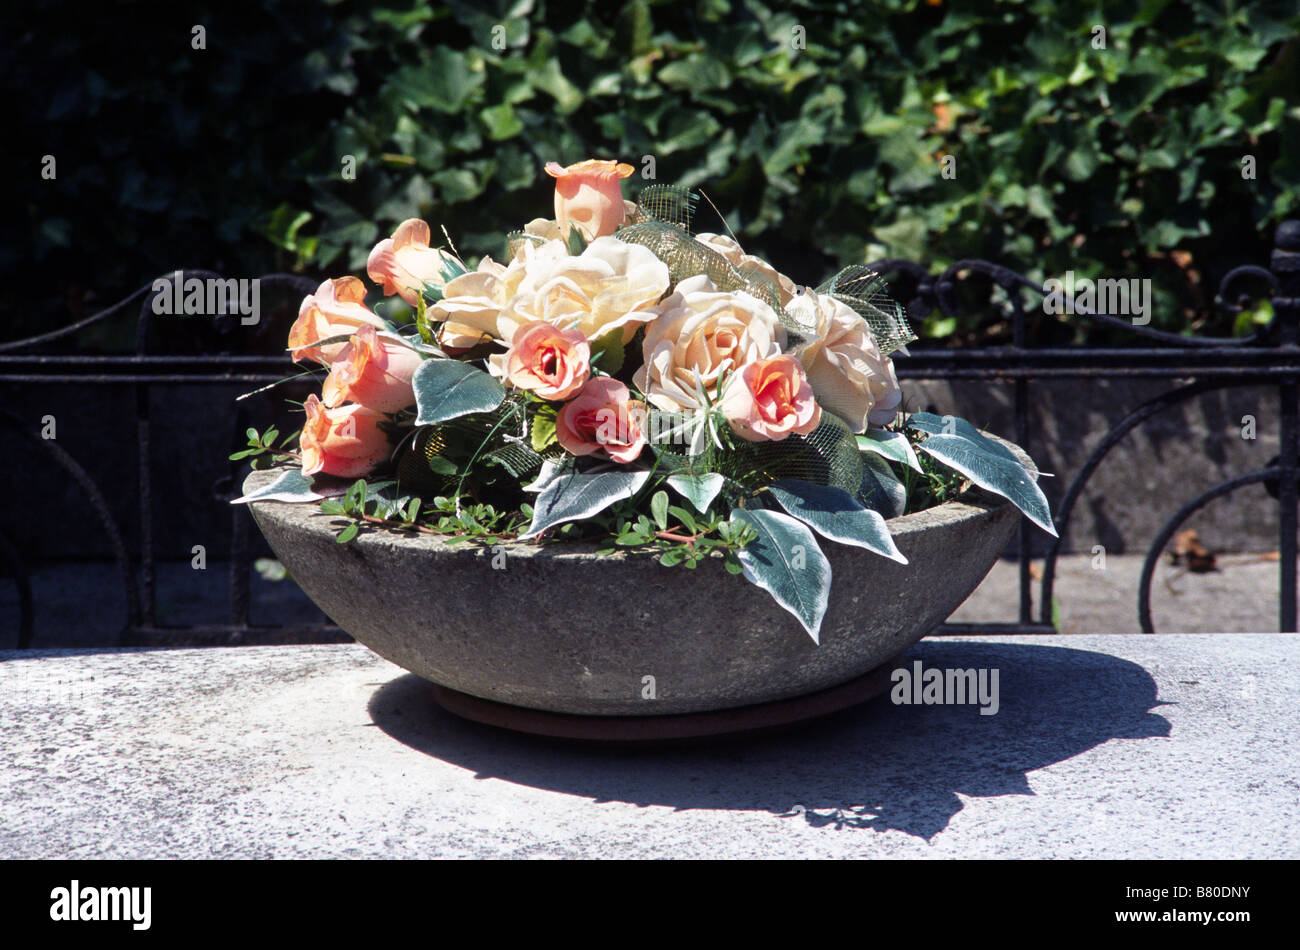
left=501, top=236, right=670, bottom=343
left=632, top=274, right=786, bottom=414
left=693, top=233, right=798, bottom=308
left=427, top=239, right=567, bottom=347
left=787, top=289, right=903, bottom=432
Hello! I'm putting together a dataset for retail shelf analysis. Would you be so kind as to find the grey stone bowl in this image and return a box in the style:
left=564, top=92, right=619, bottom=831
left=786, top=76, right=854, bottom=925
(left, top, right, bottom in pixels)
left=246, top=436, right=1030, bottom=716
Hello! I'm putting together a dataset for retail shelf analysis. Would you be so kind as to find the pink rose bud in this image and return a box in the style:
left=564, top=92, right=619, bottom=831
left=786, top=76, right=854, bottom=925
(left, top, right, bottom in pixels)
left=556, top=377, right=647, bottom=464
left=544, top=159, right=635, bottom=242
left=321, top=325, right=423, bottom=413
left=366, top=219, right=456, bottom=306
left=299, top=394, right=391, bottom=479
left=288, top=277, right=386, bottom=364
left=720, top=355, right=822, bottom=442
left=504, top=320, right=591, bottom=401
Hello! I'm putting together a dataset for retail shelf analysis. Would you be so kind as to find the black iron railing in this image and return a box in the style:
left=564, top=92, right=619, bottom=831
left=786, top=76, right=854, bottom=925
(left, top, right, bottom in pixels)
left=2, top=225, right=1297, bottom=647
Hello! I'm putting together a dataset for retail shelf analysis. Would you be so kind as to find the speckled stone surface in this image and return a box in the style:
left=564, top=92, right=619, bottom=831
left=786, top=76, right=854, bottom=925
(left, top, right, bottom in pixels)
left=245, top=468, right=1021, bottom=714
left=2, top=635, right=1295, bottom=858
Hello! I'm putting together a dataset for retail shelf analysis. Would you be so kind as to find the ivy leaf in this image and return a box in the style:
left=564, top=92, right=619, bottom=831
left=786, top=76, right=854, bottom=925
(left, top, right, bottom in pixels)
left=729, top=508, right=831, bottom=644
left=413, top=359, right=506, bottom=425
left=767, top=479, right=906, bottom=564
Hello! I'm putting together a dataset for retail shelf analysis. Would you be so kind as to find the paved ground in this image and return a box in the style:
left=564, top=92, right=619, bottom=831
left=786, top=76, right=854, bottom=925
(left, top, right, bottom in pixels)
left=1, top=635, right=1296, bottom=858
left=2, top=552, right=1292, bottom=648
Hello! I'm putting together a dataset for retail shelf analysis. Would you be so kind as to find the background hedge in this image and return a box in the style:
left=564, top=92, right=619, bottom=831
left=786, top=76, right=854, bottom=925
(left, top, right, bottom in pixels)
left=9, top=0, right=1300, bottom=344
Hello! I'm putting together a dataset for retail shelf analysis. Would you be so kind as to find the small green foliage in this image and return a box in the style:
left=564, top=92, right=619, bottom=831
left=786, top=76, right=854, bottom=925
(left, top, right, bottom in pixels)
left=229, top=426, right=299, bottom=468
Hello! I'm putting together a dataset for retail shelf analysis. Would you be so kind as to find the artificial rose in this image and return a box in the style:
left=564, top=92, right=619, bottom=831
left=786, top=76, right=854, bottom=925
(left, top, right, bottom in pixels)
left=500, top=236, right=670, bottom=343
left=788, top=289, right=903, bottom=431
left=288, top=277, right=386, bottom=364
left=718, top=355, right=821, bottom=442
left=555, top=377, right=647, bottom=464
left=299, top=394, right=390, bottom=478
left=693, top=232, right=799, bottom=308
left=428, top=239, right=567, bottom=345
left=545, top=159, right=635, bottom=241
left=633, top=274, right=786, bottom=414
left=490, top=320, right=591, bottom=401
left=366, top=218, right=458, bottom=307
left=321, top=325, right=423, bottom=413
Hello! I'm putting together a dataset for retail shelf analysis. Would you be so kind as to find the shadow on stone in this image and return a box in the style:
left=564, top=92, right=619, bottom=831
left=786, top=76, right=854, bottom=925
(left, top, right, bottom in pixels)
left=367, top=640, right=1170, bottom=841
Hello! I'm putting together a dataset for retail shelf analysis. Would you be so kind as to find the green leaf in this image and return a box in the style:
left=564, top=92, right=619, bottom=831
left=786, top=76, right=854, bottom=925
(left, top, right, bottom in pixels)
left=915, top=434, right=1056, bottom=536
left=767, top=480, right=906, bottom=564
left=231, top=470, right=322, bottom=505
left=650, top=490, right=669, bottom=531
left=521, top=469, right=651, bottom=539
left=729, top=508, right=831, bottom=643
left=530, top=403, right=559, bottom=452
left=590, top=327, right=625, bottom=374
left=666, top=472, right=726, bottom=513
left=859, top=454, right=906, bottom=518
left=856, top=429, right=922, bottom=472
left=412, top=359, right=506, bottom=425
left=904, top=412, right=1022, bottom=466
left=566, top=226, right=588, bottom=255
left=336, top=523, right=359, bottom=544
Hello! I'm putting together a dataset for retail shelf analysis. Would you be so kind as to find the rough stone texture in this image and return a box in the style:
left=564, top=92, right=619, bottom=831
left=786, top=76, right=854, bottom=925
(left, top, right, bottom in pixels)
left=1, top=635, right=1295, bottom=858
left=904, top=378, right=1283, bottom=556
left=246, top=470, right=1021, bottom=715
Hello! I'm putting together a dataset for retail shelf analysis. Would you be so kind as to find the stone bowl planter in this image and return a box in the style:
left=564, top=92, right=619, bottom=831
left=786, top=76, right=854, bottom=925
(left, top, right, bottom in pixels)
left=246, top=434, right=1032, bottom=737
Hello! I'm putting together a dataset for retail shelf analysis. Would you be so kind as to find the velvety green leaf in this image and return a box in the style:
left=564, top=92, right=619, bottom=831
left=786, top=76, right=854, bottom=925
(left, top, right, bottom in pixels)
left=666, top=472, right=726, bottom=513
left=521, top=470, right=651, bottom=538
left=915, top=434, right=1056, bottom=536
left=767, top=479, right=906, bottom=563
left=231, top=470, right=322, bottom=505
left=857, top=429, right=922, bottom=472
left=413, top=359, right=506, bottom=426
left=859, top=453, right=907, bottom=518
left=729, top=508, right=832, bottom=643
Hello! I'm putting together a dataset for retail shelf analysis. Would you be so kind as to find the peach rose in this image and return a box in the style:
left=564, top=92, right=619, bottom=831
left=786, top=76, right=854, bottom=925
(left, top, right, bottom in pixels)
left=491, top=320, right=590, bottom=401
left=288, top=277, right=386, bottom=364
left=719, top=355, right=821, bottom=442
left=501, top=236, right=670, bottom=343
left=299, top=394, right=391, bottom=479
left=693, top=232, right=798, bottom=308
left=788, top=289, right=903, bottom=432
left=633, top=274, right=786, bottom=414
left=321, top=325, right=423, bottom=413
left=555, top=377, right=647, bottom=464
left=366, top=219, right=458, bottom=307
left=545, top=159, right=635, bottom=242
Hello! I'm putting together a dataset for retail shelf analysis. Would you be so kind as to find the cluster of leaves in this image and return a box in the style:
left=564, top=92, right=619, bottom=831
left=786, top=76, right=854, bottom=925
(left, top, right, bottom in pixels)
left=260, top=0, right=1298, bottom=344
left=594, top=489, right=755, bottom=571
left=318, top=478, right=532, bottom=544
left=231, top=426, right=300, bottom=466
left=17, top=1, right=1299, bottom=346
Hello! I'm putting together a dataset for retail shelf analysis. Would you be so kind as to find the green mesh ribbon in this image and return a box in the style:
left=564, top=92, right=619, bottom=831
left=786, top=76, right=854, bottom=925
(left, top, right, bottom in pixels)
left=817, top=265, right=915, bottom=356
left=649, top=409, right=864, bottom=499
left=396, top=394, right=560, bottom=494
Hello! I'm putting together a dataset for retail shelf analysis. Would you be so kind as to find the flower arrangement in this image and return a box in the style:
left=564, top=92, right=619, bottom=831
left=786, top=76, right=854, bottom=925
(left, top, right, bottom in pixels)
left=235, top=159, right=1054, bottom=641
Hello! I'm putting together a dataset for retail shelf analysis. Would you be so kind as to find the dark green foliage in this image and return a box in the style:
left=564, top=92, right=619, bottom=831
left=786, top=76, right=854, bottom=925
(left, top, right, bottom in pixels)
left=11, top=0, right=1299, bottom=343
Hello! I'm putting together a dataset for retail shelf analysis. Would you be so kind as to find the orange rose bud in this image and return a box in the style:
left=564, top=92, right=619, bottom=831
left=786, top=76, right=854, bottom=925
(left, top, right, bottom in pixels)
left=366, top=219, right=456, bottom=306
left=299, top=394, right=391, bottom=479
left=545, top=159, right=635, bottom=242
left=288, top=277, right=386, bottom=364
left=321, top=325, right=423, bottom=413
